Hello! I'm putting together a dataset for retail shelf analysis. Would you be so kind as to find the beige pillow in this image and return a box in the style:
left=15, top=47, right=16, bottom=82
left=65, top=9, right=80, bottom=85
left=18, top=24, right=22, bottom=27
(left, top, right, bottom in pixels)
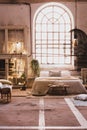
left=0, top=79, right=12, bottom=85
left=49, top=70, right=61, bottom=77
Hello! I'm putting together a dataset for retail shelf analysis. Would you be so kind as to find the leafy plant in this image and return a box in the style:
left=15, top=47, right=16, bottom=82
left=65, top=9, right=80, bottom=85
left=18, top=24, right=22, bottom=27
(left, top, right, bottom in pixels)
left=21, top=72, right=26, bottom=81
left=30, top=59, right=40, bottom=77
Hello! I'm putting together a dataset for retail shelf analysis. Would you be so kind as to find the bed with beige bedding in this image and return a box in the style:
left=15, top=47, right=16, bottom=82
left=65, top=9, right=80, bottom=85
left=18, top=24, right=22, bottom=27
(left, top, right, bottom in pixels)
left=32, top=76, right=87, bottom=96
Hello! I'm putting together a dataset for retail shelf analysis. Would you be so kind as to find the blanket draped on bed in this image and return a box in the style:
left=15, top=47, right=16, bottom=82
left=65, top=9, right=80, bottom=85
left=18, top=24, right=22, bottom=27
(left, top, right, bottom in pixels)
left=32, top=77, right=87, bottom=96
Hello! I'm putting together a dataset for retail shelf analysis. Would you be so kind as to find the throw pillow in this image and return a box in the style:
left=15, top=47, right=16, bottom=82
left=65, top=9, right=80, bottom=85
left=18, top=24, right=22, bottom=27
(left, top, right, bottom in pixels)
left=49, top=70, right=61, bottom=77
left=74, top=94, right=87, bottom=101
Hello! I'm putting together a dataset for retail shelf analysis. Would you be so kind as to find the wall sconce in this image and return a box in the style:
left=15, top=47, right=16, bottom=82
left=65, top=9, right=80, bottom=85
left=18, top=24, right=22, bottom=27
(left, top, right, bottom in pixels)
left=72, top=33, right=78, bottom=47
left=72, top=39, right=78, bottom=47
left=13, top=41, right=22, bottom=53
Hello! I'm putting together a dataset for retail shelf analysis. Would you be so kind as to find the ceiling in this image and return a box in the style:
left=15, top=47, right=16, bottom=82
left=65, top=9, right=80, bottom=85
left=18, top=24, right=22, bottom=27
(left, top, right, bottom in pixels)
left=0, top=0, right=86, bottom=4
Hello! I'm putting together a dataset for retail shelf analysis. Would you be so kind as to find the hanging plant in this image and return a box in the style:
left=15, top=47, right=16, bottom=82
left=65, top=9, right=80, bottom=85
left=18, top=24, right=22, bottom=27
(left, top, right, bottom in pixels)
left=30, top=59, right=40, bottom=77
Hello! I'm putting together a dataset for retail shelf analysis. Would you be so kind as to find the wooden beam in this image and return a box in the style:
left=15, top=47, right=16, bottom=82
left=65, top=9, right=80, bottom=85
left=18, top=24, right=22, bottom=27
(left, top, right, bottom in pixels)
left=0, top=0, right=86, bottom=4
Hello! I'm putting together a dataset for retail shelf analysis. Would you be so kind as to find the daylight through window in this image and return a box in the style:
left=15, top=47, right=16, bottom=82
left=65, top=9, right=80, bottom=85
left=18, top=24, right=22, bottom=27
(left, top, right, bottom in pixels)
left=33, top=3, right=73, bottom=65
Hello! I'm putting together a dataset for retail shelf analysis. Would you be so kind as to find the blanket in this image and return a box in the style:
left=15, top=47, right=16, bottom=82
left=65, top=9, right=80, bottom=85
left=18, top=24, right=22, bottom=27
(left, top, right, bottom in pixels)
left=32, top=77, right=87, bottom=96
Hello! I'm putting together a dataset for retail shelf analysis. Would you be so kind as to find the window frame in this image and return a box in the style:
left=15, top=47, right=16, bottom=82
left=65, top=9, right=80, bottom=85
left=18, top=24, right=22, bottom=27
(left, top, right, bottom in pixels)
left=33, top=2, right=74, bottom=66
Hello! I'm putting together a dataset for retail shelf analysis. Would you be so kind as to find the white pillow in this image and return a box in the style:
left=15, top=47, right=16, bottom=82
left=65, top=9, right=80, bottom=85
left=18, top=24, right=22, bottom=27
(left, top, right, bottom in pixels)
left=61, top=70, right=71, bottom=77
left=0, top=82, right=3, bottom=88
left=74, top=94, right=87, bottom=101
left=40, top=71, right=49, bottom=77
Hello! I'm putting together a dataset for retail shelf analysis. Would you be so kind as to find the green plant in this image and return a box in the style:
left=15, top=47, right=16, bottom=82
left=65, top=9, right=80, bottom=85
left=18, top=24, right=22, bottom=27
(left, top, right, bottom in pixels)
left=20, top=72, right=27, bottom=90
left=21, top=72, right=26, bottom=81
left=30, top=59, right=40, bottom=77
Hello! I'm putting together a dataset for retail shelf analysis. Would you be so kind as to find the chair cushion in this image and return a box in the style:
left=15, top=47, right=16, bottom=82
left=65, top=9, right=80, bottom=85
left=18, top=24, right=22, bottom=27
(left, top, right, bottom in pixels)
left=0, top=79, right=12, bottom=85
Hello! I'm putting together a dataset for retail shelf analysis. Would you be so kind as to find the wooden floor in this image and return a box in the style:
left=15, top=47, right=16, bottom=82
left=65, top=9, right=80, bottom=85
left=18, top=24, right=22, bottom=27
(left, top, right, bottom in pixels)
left=0, top=90, right=87, bottom=130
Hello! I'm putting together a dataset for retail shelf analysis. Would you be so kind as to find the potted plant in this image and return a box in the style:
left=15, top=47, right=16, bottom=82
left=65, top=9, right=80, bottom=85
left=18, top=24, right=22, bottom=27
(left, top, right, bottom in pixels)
left=20, top=72, right=27, bottom=90
left=30, top=59, right=40, bottom=77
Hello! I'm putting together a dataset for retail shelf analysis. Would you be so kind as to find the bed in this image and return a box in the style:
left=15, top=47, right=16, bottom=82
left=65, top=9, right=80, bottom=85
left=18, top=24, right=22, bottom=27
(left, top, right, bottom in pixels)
left=32, top=76, right=87, bottom=96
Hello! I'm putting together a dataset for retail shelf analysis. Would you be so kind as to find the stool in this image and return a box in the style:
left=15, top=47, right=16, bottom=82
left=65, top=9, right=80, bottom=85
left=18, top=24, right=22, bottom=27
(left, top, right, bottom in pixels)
left=1, top=88, right=11, bottom=103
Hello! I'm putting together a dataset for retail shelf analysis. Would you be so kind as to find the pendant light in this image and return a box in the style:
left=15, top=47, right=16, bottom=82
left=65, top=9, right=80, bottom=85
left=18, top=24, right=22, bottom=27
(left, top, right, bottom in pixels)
left=73, top=0, right=78, bottom=47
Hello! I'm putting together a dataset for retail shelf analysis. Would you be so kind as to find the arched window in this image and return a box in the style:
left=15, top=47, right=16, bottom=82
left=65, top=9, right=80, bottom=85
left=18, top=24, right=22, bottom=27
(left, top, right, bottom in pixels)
left=33, top=3, right=74, bottom=65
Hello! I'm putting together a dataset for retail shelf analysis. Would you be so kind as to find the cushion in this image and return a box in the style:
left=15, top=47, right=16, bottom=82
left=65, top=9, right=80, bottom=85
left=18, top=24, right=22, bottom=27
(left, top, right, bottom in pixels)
left=0, top=82, right=3, bottom=88
left=74, top=94, right=87, bottom=101
left=61, top=70, right=71, bottom=77
left=49, top=70, right=61, bottom=77
left=0, top=79, right=12, bottom=85
left=40, top=71, right=49, bottom=77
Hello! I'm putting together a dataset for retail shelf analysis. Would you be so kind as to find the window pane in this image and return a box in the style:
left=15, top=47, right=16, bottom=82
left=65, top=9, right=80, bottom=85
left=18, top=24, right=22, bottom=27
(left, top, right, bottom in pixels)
left=54, top=49, right=58, bottom=54
left=36, top=33, right=41, bottom=39
left=65, top=57, right=70, bottom=64
left=66, top=24, right=71, bottom=32
left=53, top=12, right=60, bottom=19
left=48, top=40, right=54, bottom=44
left=42, top=40, right=47, bottom=44
left=54, top=57, right=58, bottom=63
left=48, top=49, right=52, bottom=53
left=48, top=33, right=53, bottom=39
left=59, top=57, right=64, bottom=64
left=36, top=13, right=44, bottom=23
left=42, top=24, right=47, bottom=32
left=42, top=33, right=47, bottom=39
left=48, top=24, right=53, bottom=31
left=36, top=40, right=42, bottom=44
left=42, top=49, right=46, bottom=53
left=64, top=13, right=70, bottom=23
left=59, top=24, right=65, bottom=32
left=54, top=24, right=59, bottom=32
left=37, top=57, right=41, bottom=63
left=60, top=33, right=64, bottom=39
left=42, top=16, right=48, bottom=23
left=48, top=57, right=53, bottom=63
left=54, top=33, right=58, bottom=39
left=65, top=49, right=70, bottom=55
left=48, top=45, right=53, bottom=48
left=36, top=24, right=41, bottom=32
left=42, top=6, right=52, bottom=14
left=60, top=48, right=64, bottom=54
left=42, top=57, right=47, bottom=63
left=36, top=49, right=41, bottom=53
left=42, top=45, right=47, bottom=48
left=59, top=17, right=64, bottom=23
